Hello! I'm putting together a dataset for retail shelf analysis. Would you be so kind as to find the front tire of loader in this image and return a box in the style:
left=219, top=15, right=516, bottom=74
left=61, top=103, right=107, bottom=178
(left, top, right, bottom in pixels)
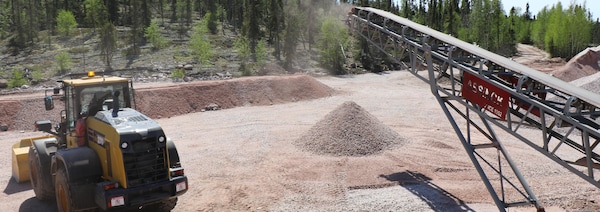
left=29, top=146, right=54, bottom=201
left=55, top=168, right=74, bottom=212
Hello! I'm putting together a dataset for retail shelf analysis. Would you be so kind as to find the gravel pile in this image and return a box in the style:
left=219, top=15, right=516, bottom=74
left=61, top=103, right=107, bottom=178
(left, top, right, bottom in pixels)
left=569, top=71, right=600, bottom=95
left=552, top=45, right=600, bottom=82
left=294, top=101, right=404, bottom=157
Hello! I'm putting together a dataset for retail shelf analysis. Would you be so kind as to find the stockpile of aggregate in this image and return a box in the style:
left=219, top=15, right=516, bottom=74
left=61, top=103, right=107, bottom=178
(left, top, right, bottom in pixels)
left=552, top=45, right=600, bottom=82
left=295, top=101, right=404, bottom=157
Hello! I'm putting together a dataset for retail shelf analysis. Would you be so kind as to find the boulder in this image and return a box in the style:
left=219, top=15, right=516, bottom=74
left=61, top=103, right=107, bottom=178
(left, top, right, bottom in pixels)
left=0, top=79, right=7, bottom=89
left=0, top=124, right=8, bottom=131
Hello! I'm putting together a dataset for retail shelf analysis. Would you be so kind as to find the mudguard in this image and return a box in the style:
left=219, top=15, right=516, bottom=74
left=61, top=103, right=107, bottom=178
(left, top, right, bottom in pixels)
left=32, top=137, right=58, bottom=166
left=167, top=138, right=182, bottom=168
left=52, top=147, right=101, bottom=182
left=52, top=147, right=102, bottom=210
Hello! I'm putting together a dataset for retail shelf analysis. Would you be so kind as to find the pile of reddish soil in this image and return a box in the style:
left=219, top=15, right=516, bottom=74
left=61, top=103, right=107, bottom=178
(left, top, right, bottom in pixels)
left=294, top=101, right=404, bottom=156
left=0, top=100, right=19, bottom=131
left=135, top=75, right=334, bottom=119
left=551, top=46, right=600, bottom=82
left=0, top=75, right=334, bottom=131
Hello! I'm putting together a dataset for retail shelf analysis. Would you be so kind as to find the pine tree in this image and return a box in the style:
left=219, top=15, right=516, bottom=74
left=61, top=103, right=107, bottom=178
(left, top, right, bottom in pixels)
left=242, top=0, right=262, bottom=62
left=267, top=0, right=284, bottom=60
left=99, top=22, right=117, bottom=69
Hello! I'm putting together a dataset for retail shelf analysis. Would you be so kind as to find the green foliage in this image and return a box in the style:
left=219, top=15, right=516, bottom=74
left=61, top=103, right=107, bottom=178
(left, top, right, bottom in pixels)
left=235, top=36, right=252, bottom=75
left=0, top=5, right=9, bottom=39
left=8, top=69, right=28, bottom=88
left=531, top=2, right=592, bottom=59
left=100, top=22, right=118, bottom=68
left=190, top=18, right=213, bottom=64
left=283, top=10, right=301, bottom=70
left=171, top=68, right=185, bottom=79
left=55, top=52, right=72, bottom=74
left=235, top=36, right=251, bottom=63
left=31, top=67, right=44, bottom=83
left=254, top=38, right=268, bottom=65
left=318, top=16, right=350, bottom=75
left=144, top=21, right=168, bottom=50
left=56, top=10, right=78, bottom=36
left=84, top=0, right=107, bottom=28
left=206, top=12, right=218, bottom=34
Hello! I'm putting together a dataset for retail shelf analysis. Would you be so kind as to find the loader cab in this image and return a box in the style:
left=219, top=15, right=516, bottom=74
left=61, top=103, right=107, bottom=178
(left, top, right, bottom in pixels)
left=46, top=72, right=134, bottom=148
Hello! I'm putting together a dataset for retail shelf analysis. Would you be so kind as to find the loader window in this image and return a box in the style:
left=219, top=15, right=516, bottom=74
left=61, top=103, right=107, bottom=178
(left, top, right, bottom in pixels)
left=77, top=83, right=131, bottom=117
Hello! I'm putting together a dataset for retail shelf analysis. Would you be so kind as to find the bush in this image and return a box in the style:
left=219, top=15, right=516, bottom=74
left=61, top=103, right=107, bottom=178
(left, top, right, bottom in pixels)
left=55, top=52, right=72, bottom=74
left=31, top=66, right=44, bottom=84
left=8, top=69, right=28, bottom=88
left=145, top=21, right=168, bottom=50
left=171, top=68, right=185, bottom=79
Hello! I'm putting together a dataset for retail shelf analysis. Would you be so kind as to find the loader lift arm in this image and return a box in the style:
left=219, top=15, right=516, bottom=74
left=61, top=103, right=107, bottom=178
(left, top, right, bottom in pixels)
left=349, top=7, right=600, bottom=212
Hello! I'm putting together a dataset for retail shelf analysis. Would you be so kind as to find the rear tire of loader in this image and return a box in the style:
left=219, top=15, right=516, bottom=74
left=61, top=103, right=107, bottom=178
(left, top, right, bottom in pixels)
left=29, top=146, right=54, bottom=201
left=55, top=168, right=75, bottom=212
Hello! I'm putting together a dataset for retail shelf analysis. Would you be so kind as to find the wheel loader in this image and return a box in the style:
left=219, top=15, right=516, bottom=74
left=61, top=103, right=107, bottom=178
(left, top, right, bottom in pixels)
left=11, top=71, right=188, bottom=211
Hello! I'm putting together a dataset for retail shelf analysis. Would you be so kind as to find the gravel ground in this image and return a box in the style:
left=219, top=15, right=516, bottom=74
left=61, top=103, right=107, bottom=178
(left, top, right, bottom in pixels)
left=1, top=71, right=599, bottom=211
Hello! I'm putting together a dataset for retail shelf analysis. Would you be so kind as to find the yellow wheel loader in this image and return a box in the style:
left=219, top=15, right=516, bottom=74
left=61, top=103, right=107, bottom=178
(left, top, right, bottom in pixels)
left=11, top=72, right=188, bottom=211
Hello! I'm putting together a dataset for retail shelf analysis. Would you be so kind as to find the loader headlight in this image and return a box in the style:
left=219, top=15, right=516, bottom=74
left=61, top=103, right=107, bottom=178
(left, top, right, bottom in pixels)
left=158, top=136, right=166, bottom=143
left=121, top=142, right=128, bottom=149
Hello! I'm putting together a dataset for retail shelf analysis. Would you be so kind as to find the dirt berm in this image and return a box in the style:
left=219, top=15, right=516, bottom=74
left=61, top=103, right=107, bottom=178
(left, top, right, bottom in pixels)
left=0, top=75, right=334, bottom=131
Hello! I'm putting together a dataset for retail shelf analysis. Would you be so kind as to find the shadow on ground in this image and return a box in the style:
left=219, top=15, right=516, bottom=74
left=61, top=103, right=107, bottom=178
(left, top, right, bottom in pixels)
left=3, top=177, right=32, bottom=195
left=2, top=178, right=56, bottom=212
left=19, top=197, right=57, bottom=212
left=380, top=170, right=475, bottom=212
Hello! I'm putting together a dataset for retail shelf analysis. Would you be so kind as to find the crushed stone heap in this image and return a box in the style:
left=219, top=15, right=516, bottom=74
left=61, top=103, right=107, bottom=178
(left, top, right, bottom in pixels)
left=294, top=101, right=404, bottom=157
left=552, top=45, right=600, bottom=82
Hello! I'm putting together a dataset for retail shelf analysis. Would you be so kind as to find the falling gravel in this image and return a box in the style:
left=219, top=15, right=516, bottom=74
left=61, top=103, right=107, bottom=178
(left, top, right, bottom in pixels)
left=294, top=101, right=404, bottom=157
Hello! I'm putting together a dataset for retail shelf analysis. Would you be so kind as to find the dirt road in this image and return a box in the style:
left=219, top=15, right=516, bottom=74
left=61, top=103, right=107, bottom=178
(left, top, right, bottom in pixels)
left=1, top=71, right=598, bottom=211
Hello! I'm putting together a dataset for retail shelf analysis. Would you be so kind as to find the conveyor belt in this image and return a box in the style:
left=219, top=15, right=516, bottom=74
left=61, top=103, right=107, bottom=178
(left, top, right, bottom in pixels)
left=350, top=6, right=600, bottom=212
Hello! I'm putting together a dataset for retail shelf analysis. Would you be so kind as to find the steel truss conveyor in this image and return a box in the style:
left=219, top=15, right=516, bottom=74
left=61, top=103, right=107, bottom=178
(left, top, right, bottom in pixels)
left=349, top=7, right=600, bottom=211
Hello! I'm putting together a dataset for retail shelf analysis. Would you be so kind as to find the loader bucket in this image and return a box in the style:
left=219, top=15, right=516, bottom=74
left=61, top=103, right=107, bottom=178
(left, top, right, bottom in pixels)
left=11, top=135, right=54, bottom=183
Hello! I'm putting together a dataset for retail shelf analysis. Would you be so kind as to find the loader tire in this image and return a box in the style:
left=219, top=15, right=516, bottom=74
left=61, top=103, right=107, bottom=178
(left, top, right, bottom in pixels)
left=29, top=146, right=54, bottom=201
left=55, top=168, right=75, bottom=212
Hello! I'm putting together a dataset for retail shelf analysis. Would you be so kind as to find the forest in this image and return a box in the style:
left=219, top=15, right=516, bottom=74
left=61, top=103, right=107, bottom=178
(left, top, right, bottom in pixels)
left=1, top=0, right=599, bottom=79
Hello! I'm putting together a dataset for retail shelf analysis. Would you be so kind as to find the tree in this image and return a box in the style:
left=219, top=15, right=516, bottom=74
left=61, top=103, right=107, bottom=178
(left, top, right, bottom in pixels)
left=56, top=10, right=77, bottom=36
left=318, top=16, right=350, bottom=74
left=207, top=10, right=218, bottom=34
left=145, top=20, right=168, bottom=50
left=444, top=0, right=461, bottom=36
left=400, top=0, right=415, bottom=19
left=55, top=52, right=72, bottom=74
left=283, top=9, right=301, bottom=70
left=0, top=4, right=10, bottom=39
left=190, top=16, right=213, bottom=64
left=8, top=69, right=28, bottom=88
left=127, top=0, right=143, bottom=55
left=267, top=0, right=284, bottom=60
left=235, top=36, right=252, bottom=75
left=9, top=0, right=40, bottom=48
left=99, top=22, right=117, bottom=69
left=84, top=0, right=107, bottom=29
left=242, top=0, right=263, bottom=62
left=104, top=0, right=118, bottom=24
